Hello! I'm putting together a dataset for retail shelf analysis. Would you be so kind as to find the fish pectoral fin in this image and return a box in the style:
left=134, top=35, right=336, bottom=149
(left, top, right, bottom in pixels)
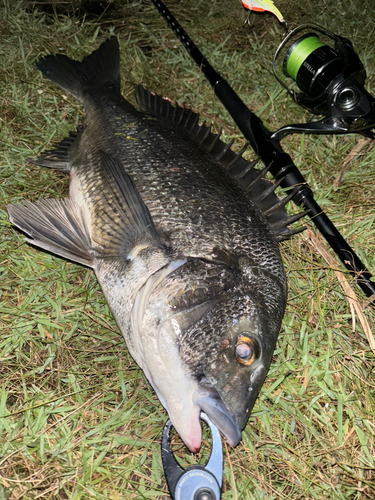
left=98, top=150, right=165, bottom=259
left=29, top=126, right=85, bottom=172
left=7, top=198, right=94, bottom=267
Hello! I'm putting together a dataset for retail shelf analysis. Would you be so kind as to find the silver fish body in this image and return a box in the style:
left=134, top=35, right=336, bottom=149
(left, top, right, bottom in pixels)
left=7, top=37, right=295, bottom=452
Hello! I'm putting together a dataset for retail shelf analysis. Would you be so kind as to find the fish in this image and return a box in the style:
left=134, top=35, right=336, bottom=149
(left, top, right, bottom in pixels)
left=7, top=37, right=303, bottom=452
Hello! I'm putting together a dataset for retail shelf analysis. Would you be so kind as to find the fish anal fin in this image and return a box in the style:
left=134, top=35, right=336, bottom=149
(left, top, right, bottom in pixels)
left=28, top=127, right=84, bottom=172
left=7, top=198, right=94, bottom=267
left=8, top=151, right=167, bottom=267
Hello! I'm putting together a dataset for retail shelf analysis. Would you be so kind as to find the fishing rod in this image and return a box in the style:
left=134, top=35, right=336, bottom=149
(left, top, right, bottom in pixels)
left=149, top=0, right=375, bottom=300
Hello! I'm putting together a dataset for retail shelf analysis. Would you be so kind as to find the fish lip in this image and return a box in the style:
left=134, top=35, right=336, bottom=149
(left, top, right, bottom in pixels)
left=193, top=377, right=242, bottom=447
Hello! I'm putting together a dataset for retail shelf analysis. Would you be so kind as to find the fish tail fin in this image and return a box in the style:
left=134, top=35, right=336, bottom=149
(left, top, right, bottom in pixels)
left=36, top=37, right=120, bottom=102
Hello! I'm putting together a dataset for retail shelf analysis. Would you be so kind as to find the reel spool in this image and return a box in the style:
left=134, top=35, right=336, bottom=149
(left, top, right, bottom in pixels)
left=283, top=33, right=346, bottom=98
left=272, top=24, right=375, bottom=139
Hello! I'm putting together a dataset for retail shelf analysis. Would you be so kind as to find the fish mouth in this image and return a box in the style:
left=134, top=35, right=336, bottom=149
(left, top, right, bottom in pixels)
left=193, top=377, right=242, bottom=448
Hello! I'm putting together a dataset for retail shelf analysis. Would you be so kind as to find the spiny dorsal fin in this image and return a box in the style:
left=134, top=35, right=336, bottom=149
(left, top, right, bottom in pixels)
left=134, top=86, right=306, bottom=241
left=269, top=210, right=310, bottom=241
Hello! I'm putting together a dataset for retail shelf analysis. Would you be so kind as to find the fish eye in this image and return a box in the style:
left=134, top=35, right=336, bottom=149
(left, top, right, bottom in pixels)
left=235, top=335, right=259, bottom=366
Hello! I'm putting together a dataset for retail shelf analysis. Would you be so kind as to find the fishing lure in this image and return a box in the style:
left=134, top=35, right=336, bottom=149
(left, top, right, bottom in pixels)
left=242, top=0, right=286, bottom=26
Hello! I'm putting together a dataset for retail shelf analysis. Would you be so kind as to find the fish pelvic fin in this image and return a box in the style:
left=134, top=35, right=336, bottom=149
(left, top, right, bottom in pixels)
left=96, top=150, right=165, bottom=259
left=7, top=198, right=94, bottom=267
left=134, top=86, right=307, bottom=242
left=7, top=151, right=166, bottom=266
left=36, top=37, right=120, bottom=102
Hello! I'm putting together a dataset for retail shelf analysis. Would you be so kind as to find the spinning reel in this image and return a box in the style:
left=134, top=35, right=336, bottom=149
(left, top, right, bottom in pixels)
left=146, top=2, right=375, bottom=498
left=272, top=24, right=375, bottom=140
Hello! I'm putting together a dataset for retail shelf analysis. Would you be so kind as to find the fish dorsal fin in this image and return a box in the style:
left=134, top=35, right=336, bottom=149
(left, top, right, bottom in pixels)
left=7, top=198, right=94, bottom=267
left=134, top=86, right=306, bottom=241
left=96, top=150, right=165, bottom=258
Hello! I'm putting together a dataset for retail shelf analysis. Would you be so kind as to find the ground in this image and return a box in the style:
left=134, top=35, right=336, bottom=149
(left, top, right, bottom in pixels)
left=0, top=0, right=374, bottom=498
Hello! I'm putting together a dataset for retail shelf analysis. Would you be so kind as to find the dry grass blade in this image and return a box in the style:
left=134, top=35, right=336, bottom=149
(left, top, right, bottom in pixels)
left=334, top=138, right=374, bottom=187
left=304, top=228, right=375, bottom=353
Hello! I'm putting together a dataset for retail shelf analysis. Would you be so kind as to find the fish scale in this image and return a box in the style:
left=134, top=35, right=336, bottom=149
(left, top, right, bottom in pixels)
left=7, top=36, right=298, bottom=452
left=80, top=106, right=275, bottom=265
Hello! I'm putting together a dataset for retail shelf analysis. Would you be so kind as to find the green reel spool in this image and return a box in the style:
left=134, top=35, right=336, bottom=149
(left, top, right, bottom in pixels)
left=283, top=33, right=343, bottom=97
left=284, top=34, right=324, bottom=81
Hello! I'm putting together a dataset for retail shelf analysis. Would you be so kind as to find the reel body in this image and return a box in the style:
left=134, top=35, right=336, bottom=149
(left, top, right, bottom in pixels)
left=273, top=24, right=375, bottom=140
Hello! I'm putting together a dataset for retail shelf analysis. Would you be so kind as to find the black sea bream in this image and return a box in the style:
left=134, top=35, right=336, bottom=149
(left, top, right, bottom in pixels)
left=7, top=37, right=302, bottom=452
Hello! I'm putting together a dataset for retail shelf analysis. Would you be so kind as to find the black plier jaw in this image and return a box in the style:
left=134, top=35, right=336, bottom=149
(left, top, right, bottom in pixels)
left=161, top=413, right=223, bottom=500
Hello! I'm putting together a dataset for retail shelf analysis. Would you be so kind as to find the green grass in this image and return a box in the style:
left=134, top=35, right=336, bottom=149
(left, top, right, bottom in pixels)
left=1, top=0, right=374, bottom=498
